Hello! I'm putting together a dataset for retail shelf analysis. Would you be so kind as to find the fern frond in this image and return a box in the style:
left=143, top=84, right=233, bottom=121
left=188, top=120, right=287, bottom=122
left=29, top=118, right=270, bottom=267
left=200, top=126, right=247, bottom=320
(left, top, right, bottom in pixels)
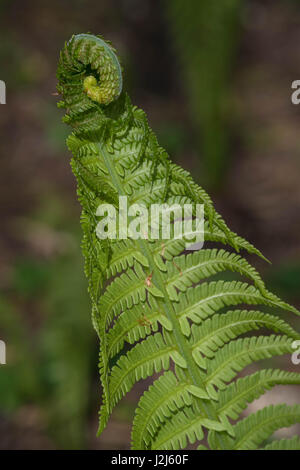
left=164, top=249, right=267, bottom=300
left=220, top=404, right=300, bottom=450
left=205, top=336, right=294, bottom=390
left=99, top=332, right=173, bottom=433
left=106, top=296, right=172, bottom=358
left=191, top=311, right=300, bottom=357
left=131, top=370, right=190, bottom=450
left=217, top=369, right=300, bottom=420
left=262, top=436, right=300, bottom=450
left=151, top=403, right=225, bottom=450
left=174, top=281, right=298, bottom=327
left=57, top=33, right=300, bottom=450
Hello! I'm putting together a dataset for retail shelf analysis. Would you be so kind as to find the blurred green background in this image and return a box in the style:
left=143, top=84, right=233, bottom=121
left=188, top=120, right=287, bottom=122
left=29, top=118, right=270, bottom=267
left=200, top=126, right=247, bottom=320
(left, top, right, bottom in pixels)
left=0, top=0, right=300, bottom=449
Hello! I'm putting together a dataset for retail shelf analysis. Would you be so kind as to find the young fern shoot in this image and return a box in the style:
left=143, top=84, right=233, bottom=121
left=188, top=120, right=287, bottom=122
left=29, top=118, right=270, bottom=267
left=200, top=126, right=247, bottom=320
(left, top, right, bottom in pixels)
left=57, top=33, right=300, bottom=450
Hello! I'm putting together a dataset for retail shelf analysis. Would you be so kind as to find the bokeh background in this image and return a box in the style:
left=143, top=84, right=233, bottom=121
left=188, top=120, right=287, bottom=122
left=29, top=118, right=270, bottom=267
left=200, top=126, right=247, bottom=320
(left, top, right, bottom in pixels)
left=0, top=0, right=300, bottom=449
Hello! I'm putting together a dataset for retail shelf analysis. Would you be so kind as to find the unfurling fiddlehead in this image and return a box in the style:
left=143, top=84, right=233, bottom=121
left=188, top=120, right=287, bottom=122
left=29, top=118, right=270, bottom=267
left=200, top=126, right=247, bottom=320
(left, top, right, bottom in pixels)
left=79, top=34, right=122, bottom=105
left=57, top=34, right=300, bottom=450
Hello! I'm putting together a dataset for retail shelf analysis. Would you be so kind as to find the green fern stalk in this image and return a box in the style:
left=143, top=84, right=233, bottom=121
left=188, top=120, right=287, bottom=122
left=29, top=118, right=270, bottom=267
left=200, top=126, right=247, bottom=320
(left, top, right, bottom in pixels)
left=165, top=0, right=241, bottom=189
left=56, top=33, right=300, bottom=450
